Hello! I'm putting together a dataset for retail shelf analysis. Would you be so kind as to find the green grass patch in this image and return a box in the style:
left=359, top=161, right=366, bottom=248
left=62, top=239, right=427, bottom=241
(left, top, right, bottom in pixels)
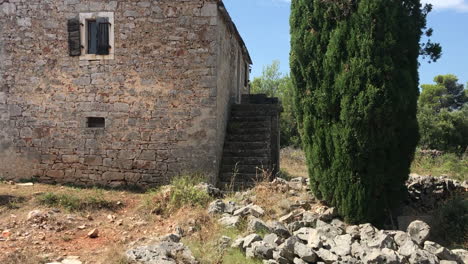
left=37, top=189, right=118, bottom=212
left=141, top=174, right=213, bottom=215
left=169, top=174, right=212, bottom=210
left=183, top=226, right=262, bottom=264
left=411, top=152, right=468, bottom=181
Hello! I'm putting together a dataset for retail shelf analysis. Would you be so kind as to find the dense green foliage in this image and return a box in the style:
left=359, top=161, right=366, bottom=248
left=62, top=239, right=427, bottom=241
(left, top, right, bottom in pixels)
left=418, top=75, right=468, bottom=153
left=251, top=61, right=301, bottom=147
left=290, top=0, right=440, bottom=223
left=431, top=197, right=468, bottom=248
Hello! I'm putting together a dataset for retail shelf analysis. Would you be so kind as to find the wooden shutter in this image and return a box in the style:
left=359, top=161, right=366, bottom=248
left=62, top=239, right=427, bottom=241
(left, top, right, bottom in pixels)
left=67, top=18, right=81, bottom=56
left=96, top=17, right=110, bottom=55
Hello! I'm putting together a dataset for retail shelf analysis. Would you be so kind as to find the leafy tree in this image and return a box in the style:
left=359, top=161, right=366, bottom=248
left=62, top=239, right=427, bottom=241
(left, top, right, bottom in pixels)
left=251, top=61, right=301, bottom=147
left=418, top=75, right=468, bottom=152
left=419, top=75, right=467, bottom=111
left=251, top=61, right=283, bottom=97
left=290, top=0, right=441, bottom=224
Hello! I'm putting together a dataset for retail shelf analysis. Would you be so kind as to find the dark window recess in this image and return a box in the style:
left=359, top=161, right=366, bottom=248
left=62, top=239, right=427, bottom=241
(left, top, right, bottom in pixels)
left=87, top=17, right=110, bottom=55
left=244, top=63, right=249, bottom=87
left=87, top=117, right=105, bottom=128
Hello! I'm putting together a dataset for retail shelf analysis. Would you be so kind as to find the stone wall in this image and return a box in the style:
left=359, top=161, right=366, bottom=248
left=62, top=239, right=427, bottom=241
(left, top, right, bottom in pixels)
left=0, top=0, right=250, bottom=187
left=214, top=9, right=250, bottom=185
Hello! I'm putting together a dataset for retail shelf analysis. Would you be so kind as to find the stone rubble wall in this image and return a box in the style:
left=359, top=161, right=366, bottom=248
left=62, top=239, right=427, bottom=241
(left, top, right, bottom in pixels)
left=0, top=0, right=248, bottom=187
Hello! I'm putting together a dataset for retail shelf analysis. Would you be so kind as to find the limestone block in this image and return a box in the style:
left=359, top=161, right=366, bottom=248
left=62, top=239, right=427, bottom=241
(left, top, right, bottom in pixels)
left=102, top=171, right=125, bottom=181
left=200, top=3, right=217, bottom=17
left=83, top=156, right=103, bottom=166
left=62, top=155, right=80, bottom=163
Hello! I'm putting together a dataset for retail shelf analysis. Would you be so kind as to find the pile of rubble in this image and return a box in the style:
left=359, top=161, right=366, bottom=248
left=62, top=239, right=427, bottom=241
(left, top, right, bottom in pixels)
left=204, top=176, right=467, bottom=264
left=125, top=175, right=467, bottom=264
left=406, top=174, right=467, bottom=211
left=126, top=234, right=197, bottom=264
left=229, top=214, right=466, bottom=264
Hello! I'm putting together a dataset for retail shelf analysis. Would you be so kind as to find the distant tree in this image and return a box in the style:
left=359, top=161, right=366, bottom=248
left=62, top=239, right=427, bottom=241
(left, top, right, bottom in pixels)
left=251, top=61, right=283, bottom=97
left=290, top=0, right=441, bottom=224
left=251, top=61, right=301, bottom=147
left=418, top=75, right=468, bottom=152
left=419, top=75, right=467, bottom=111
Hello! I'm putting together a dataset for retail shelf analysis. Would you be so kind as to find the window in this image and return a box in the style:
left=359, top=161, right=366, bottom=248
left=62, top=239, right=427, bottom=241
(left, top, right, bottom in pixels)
left=79, top=12, right=114, bottom=60
left=87, top=117, right=105, bottom=128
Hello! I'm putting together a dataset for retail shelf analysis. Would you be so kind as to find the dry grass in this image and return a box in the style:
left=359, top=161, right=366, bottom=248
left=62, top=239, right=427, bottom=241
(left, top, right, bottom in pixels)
left=251, top=182, right=291, bottom=220
left=1, top=250, right=48, bottom=264
left=96, top=243, right=135, bottom=264
left=280, top=147, right=308, bottom=179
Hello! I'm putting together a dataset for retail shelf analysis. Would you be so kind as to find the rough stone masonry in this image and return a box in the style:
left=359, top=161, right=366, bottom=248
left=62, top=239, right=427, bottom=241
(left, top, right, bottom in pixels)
left=0, top=0, right=252, bottom=187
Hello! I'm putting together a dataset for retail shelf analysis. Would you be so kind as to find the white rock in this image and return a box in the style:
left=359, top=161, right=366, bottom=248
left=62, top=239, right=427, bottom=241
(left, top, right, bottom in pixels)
left=247, top=217, right=270, bottom=233
left=407, top=220, right=430, bottom=245
left=218, top=215, right=240, bottom=228
left=316, top=248, right=338, bottom=264
left=333, top=234, right=352, bottom=256
left=243, top=234, right=262, bottom=249
left=250, top=205, right=265, bottom=217
left=294, top=242, right=317, bottom=262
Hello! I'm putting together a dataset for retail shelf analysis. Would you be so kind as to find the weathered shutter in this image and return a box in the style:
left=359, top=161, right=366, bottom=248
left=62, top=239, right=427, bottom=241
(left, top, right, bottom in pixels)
left=96, top=17, right=110, bottom=55
left=67, top=18, right=81, bottom=56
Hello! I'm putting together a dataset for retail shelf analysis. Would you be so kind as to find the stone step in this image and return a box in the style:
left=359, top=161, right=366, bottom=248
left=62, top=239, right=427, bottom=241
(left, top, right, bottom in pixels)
left=227, top=126, right=270, bottom=135
left=221, top=157, right=270, bottom=166
left=223, top=142, right=269, bottom=150
left=230, top=115, right=271, bottom=122
left=228, top=121, right=271, bottom=129
left=221, top=164, right=268, bottom=173
left=226, top=134, right=270, bottom=142
left=232, top=104, right=280, bottom=113
left=223, top=149, right=270, bottom=157
left=241, top=94, right=279, bottom=104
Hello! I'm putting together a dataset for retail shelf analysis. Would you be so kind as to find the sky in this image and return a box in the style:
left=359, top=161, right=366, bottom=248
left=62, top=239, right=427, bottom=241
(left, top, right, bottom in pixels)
left=223, top=0, right=468, bottom=86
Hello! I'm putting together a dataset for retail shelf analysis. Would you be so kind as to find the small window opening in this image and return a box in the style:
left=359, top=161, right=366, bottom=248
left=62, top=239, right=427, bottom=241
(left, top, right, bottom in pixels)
left=86, top=18, right=110, bottom=55
left=87, top=20, right=98, bottom=54
left=87, top=117, right=105, bottom=128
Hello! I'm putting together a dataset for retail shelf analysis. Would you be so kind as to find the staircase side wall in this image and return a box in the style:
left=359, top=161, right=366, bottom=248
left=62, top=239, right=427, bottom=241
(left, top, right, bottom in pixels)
left=214, top=11, right=250, bottom=184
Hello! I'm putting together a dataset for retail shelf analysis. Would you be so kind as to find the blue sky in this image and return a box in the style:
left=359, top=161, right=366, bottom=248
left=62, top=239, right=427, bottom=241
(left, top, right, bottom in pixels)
left=223, top=0, right=468, bottom=86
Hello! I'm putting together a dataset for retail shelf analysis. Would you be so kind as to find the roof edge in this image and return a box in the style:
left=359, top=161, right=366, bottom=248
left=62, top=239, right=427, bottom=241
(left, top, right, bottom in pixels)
left=217, top=1, right=253, bottom=65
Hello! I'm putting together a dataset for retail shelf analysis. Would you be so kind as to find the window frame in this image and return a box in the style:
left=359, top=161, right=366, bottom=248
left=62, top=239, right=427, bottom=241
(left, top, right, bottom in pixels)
left=79, top=12, right=114, bottom=60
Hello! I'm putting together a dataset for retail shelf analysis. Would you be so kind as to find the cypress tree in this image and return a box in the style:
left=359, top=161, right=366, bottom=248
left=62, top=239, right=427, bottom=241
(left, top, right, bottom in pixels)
left=290, top=0, right=440, bottom=224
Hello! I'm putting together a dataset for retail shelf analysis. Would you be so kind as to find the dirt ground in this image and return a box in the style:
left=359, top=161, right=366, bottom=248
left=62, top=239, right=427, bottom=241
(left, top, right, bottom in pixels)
left=0, top=182, right=197, bottom=263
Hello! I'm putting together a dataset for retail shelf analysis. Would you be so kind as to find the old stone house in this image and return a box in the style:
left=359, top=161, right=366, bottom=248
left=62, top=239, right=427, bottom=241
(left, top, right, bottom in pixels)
left=0, top=0, right=280, bottom=187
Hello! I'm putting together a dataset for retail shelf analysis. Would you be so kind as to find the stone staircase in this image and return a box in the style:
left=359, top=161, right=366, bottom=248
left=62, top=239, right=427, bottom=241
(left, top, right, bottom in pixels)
left=219, top=94, right=281, bottom=189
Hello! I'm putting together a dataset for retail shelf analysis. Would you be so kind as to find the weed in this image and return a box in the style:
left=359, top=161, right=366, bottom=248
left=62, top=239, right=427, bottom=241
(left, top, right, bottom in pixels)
left=37, top=190, right=118, bottom=212
left=1, top=251, right=47, bottom=264
left=411, top=151, right=467, bottom=181
left=0, top=195, right=26, bottom=210
left=169, top=174, right=212, bottom=210
left=141, top=174, right=213, bottom=216
left=280, top=147, right=309, bottom=179
left=97, top=244, right=135, bottom=264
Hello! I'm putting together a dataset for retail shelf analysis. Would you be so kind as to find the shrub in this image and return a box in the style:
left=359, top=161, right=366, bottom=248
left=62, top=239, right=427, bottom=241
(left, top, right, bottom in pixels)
left=169, top=175, right=212, bottom=210
left=290, top=0, right=439, bottom=224
left=431, top=197, right=468, bottom=248
left=142, top=174, right=212, bottom=215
